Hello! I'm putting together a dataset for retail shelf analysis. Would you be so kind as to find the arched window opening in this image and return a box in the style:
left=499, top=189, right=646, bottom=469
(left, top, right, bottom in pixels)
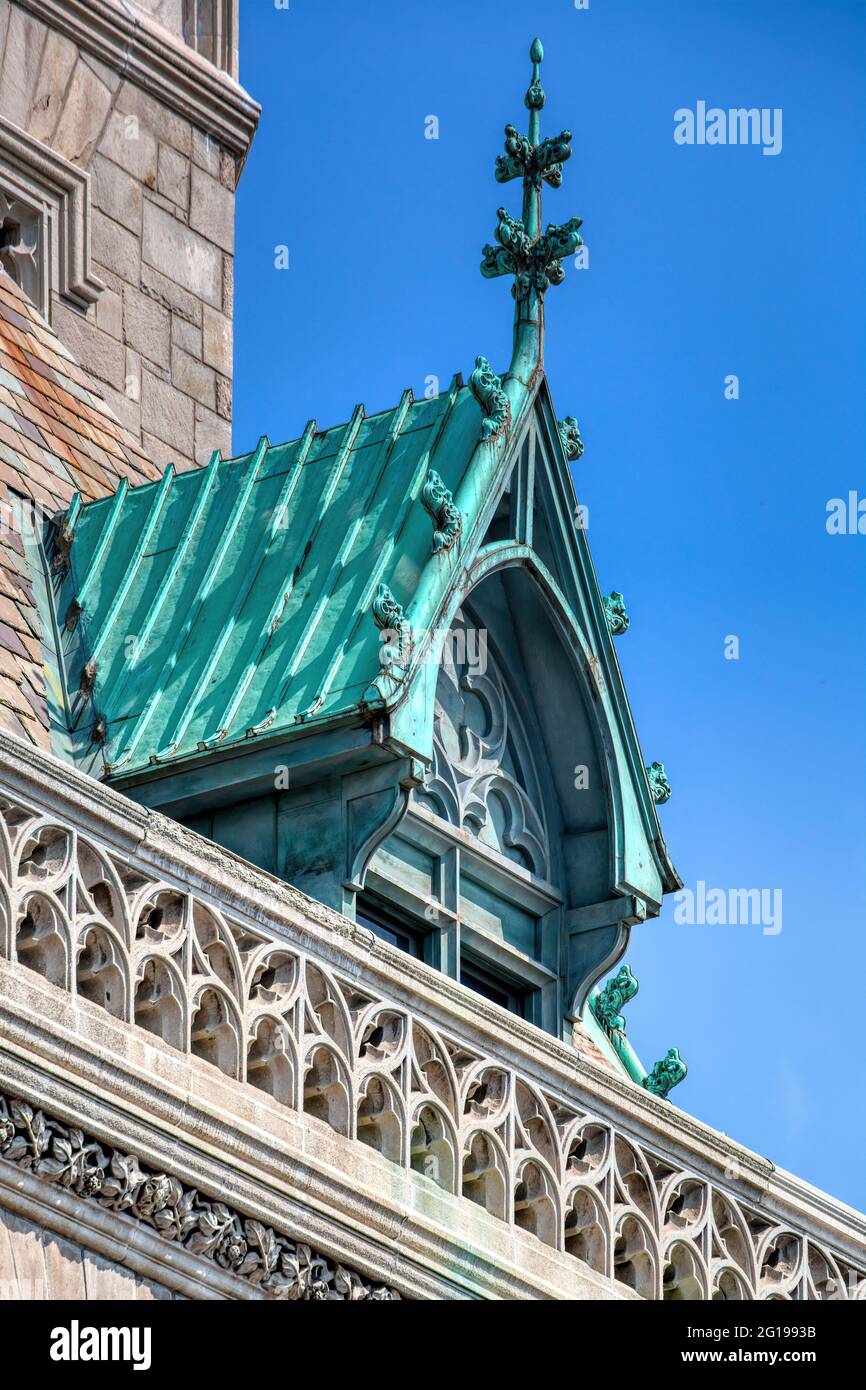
left=0, top=192, right=41, bottom=311
left=366, top=566, right=587, bottom=1035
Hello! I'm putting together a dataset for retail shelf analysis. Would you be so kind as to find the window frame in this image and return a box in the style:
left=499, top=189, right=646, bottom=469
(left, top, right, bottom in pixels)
left=364, top=805, right=560, bottom=1030
left=356, top=894, right=431, bottom=962
left=182, top=0, right=236, bottom=74
left=363, top=573, right=571, bottom=1036
left=458, top=951, right=537, bottom=1020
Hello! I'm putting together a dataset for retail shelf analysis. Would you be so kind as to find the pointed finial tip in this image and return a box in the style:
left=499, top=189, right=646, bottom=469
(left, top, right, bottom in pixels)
left=530, top=37, right=544, bottom=63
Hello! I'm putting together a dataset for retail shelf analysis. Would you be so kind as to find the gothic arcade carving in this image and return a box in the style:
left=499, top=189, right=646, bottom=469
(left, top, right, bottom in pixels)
left=0, top=790, right=862, bottom=1300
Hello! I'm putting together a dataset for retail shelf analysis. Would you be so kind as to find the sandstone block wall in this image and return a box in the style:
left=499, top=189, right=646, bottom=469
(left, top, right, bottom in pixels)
left=0, top=1207, right=181, bottom=1301
left=0, top=0, right=256, bottom=471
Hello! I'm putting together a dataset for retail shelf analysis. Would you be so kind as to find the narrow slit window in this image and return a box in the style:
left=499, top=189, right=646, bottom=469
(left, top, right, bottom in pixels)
left=183, top=0, right=232, bottom=71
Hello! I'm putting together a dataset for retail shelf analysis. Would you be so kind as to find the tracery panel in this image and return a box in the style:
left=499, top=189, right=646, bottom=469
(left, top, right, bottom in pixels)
left=0, top=791, right=862, bottom=1301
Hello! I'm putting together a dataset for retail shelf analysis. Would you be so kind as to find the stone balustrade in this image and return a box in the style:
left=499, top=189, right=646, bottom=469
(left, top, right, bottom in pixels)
left=0, top=733, right=864, bottom=1301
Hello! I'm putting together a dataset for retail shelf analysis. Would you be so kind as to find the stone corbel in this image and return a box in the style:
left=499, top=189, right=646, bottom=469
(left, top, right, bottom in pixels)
left=342, top=757, right=422, bottom=903
left=278, top=755, right=422, bottom=915
left=564, top=895, right=647, bottom=1019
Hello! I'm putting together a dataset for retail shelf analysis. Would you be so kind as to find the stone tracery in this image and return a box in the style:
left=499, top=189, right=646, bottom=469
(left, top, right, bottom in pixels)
left=414, top=618, right=551, bottom=879
left=0, top=792, right=862, bottom=1301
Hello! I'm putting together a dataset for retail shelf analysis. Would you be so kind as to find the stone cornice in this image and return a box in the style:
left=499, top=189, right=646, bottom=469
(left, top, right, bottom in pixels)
left=0, top=730, right=149, bottom=849
left=0, top=982, right=614, bottom=1301
left=13, top=0, right=260, bottom=161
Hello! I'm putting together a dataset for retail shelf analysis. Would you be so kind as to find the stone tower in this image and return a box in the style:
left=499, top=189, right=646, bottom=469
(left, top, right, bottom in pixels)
left=0, top=0, right=259, bottom=470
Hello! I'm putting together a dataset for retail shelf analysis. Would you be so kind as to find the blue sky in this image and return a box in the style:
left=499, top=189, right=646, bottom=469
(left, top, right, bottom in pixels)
left=233, top=0, right=866, bottom=1209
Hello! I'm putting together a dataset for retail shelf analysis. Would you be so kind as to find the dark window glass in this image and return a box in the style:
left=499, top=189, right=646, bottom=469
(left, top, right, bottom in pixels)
left=460, top=958, right=527, bottom=1018
left=357, top=901, right=425, bottom=958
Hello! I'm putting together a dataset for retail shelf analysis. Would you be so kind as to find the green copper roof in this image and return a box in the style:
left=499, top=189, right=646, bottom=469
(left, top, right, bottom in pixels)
left=51, top=35, right=592, bottom=786
left=56, top=378, right=482, bottom=776
left=45, top=36, right=678, bottom=924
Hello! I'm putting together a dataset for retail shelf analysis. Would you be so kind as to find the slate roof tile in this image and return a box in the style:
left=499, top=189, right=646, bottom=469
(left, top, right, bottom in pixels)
left=0, top=268, right=161, bottom=745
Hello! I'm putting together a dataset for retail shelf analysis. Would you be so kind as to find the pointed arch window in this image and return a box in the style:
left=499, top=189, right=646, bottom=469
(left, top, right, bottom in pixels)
left=0, top=195, right=41, bottom=309
left=0, top=117, right=105, bottom=321
left=365, top=597, right=564, bottom=1031
left=415, top=608, right=551, bottom=879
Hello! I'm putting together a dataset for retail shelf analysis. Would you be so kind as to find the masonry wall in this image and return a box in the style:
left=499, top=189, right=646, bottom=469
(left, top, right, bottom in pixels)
left=0, top=1208, right=181, bottom=1300
left=0, top=0, right=257, bottom=471
left=127, top=1, right=240, bottom=77
left=127, top=1, right=185, bottom=42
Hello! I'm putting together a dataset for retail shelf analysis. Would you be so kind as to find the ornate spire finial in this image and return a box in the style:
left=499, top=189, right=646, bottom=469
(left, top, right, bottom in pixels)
left=480, top=39, right=583, bottom=371
left=526, top=37, right=546, bottom=125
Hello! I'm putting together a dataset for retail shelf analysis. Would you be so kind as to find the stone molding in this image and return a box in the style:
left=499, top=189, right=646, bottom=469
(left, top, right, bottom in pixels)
left=0, top=1087, right=399, bottom=1300
left=0, top=963, right=631, bottom=1302
left=0, top=114, right=105, bottom=317
left=0, top=1161, right=256, bottom=1300
left=0, top=732, right=864, bottom=1300
left=13, top=0, right=260, bottom=161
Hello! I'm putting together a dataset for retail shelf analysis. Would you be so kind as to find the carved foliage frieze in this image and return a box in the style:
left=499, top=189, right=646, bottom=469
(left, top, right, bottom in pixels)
left=0, top=1092, right=398, bottom=1300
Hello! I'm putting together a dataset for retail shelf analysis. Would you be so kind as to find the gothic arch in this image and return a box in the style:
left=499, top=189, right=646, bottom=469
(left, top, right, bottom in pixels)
left=367, top=539, right=658, bottom=1036
left=408, top=542, right=628, bottom=906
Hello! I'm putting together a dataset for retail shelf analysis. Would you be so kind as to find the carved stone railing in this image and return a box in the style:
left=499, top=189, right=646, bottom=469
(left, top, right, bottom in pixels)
left=0, top=735, right=864, bottom=1301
